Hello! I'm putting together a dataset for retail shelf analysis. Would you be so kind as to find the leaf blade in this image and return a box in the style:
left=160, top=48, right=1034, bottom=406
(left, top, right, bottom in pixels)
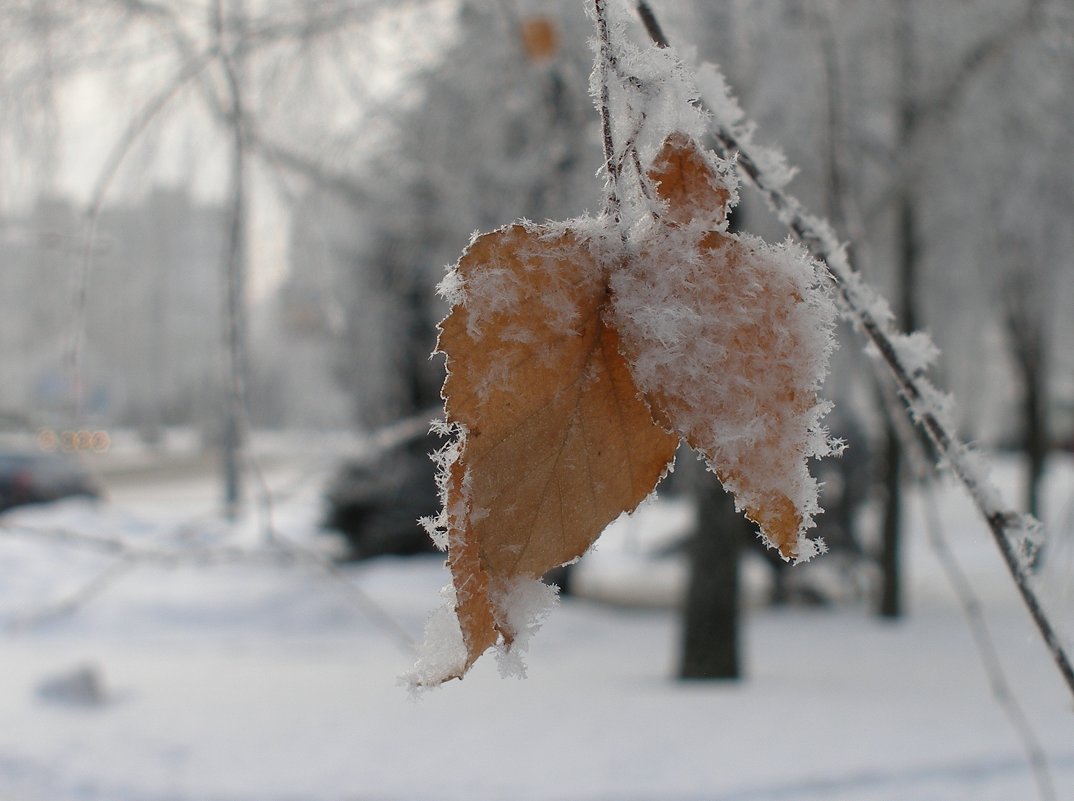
left=613, top=135, right=835, bottom=559
left=436, top=222, right=677, bottom=675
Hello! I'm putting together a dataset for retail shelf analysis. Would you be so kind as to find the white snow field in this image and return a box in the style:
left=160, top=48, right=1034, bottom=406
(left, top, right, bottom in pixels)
left=0, top=433, right=1072, bottom=801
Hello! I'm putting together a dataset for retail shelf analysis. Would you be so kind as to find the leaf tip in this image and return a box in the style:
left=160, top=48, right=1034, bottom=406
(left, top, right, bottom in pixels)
left=648, top=132, right=735, bottom=228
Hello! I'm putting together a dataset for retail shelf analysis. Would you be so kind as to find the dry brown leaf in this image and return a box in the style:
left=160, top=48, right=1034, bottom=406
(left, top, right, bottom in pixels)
left=442, top=449, right=497, bottom=678
left=437, top=223, right=678, bottom=673
left=646, top=130, right=732, bottom=228
left=519, top=17, right=558, bottom=63
left=611, top=134, right=830, bottom=558
left=417, top=135, right=833, bottom=684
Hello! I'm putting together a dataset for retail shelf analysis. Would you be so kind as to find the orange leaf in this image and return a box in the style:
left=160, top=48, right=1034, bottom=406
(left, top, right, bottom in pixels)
left=436, top=223, right=678, bottom=674
left=646, top=131, right=732, bottom=229
left=612, top=135, right=832, bottom=559
left=413, top=136, right=835, bottom=685
left=519, top=17, right=558, bottom=63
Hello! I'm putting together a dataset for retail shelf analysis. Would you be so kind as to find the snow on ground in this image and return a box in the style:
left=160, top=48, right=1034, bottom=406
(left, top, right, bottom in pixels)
left=0, top=435, right=1072, bottom=801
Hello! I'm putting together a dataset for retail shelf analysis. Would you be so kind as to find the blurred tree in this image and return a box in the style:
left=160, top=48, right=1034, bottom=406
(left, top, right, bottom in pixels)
left=672, top=0, right=1069, bottom=624
left=679, top=463, right=746, bottom=680
left=0, top=0, right=1069, bottom=651
left=961, top=4, right=1073, bottom=520
left=325, top=0, right=599, bottom=426
left=0, top=0, right=460, bottom=510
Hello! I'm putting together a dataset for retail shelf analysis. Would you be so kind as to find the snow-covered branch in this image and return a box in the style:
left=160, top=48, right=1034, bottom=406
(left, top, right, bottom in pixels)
left=634, top=0, right=1074, bottom=702
left=593, top=0, right=622, bottom=219
left=878, top=380, right=1057, bottom=801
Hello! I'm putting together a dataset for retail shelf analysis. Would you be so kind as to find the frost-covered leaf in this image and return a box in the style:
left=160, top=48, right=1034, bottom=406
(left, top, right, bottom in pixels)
left=412, top=135, right=836, bottom=686
left=643, top=131, right=733, bottom=228
left=429, top=222, right=678, bottom=681
left=611, top=134, right=835, bottom=559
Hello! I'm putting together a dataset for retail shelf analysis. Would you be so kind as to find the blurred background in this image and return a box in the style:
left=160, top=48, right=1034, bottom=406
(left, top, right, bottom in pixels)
left=1, top=0, right=1072, bottom=487
left=0, top=1, right=1073, bottom=800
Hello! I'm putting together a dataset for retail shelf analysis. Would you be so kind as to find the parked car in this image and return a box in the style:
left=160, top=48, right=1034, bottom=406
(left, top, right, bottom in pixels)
left=323, top=412, right=874, bottom=606
left=323, top=428, right=442, bottom=561
left=0, top=450, right=102, bottom=513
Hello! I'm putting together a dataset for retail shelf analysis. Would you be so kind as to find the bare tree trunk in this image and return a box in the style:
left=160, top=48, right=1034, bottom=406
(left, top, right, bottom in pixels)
left=876, top=0, right=925, bottom=620
left=215, top=0, right=248, bottom=520
left=1004, top=280, right=1048, bottom=520
left=679, top=467, right=744, bottom=680
left=1021, top=360, right=1046, bottom=520
left=878, top=418, right=903, bottom=617
left=633, top=0, right=1074, bottom=707
left=876, top=185, right=922, bottom=618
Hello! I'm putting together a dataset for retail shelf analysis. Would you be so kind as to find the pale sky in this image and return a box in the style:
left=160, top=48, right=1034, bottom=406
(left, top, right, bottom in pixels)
left=39, top=1, right=457, bottom=303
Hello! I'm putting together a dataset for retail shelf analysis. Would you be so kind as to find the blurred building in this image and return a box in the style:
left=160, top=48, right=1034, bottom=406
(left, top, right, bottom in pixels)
left=0, top=190, right=223, bottom=434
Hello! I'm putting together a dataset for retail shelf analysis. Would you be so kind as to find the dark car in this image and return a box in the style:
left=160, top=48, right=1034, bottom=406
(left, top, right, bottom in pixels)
left=322, top=411, right=874, bottom=600
left=0, top=450, right=102, bottom=513
left=323, top=427, right=443, bottom=561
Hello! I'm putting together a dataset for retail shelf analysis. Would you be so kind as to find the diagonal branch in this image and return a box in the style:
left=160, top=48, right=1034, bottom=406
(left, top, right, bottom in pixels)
left=918, top=0, right=1045, bottom=121
left=242, top=127, right=371, bottom=207
left=4, top=560, right=135, bottom=634
left=0, top=520, right=416, bottom=653
left=877, top=377, right=1057, bottom=801
left=634, top=0, right=1074, bottom=702
left=70, top=49, right=216, bottom=419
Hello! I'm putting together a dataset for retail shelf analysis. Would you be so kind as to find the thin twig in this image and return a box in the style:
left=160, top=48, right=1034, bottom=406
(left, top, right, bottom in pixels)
left=273, top=538, right=418, bottom=655
left=879, top=381, right=1057, bottom=801
left=0, top=523, right=297, bottom=566
left=919, top=0, right=1045, bottom=121
left=4, top=559, right=135, bottom=634
left=71, top=49, right=214, bottom=421
left=635, top=1, right=669, bottom=48
left=594, top=2, right=664, bottom=224
left=0, top=519, right=416, bottom=654
left=214, top=0, right=250, bottom=521
left=921, top=487, right=1059, bottom=801
left=633, top=0, right=1074, bottom=701
left=593, top=0, right=621, bottom=219
left=241, top=415, right=417, bottom=653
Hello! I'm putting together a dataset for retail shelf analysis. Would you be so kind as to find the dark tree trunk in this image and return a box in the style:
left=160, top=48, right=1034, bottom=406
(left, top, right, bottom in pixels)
left=679, top=471, right=746, bottom=680
left=878, top=420, right=903, bottom=618
left=1008, top=309, right=1047, bottom=520
left=1023, top=375, right=1046, bottom=521
left=875, top=0, right=923, bottom=619
left=216, top=0, right=248, bottom=522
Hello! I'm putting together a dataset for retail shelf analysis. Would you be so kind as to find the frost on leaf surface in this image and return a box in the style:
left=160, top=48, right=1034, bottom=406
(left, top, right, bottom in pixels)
left=414, top=135, right=838, bottom=685
left=427, top=222, right=678, bottom=683
left=610, top=134, right=836, bottom=560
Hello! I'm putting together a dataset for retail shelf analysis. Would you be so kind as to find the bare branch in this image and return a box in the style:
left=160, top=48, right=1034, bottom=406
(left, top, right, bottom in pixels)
left=878, top=380, right=1058, bottom=801
left=635, top=1, right=668, bottom=48
left=213, top=0, right=250, bottom=520
left=593, top=0, right=621, bottom=219
left=634, top=1, right=1074, bottom=702
left=4, top=560, right=135, bottom=634
left=241, top=128, right=371, bottom=208
left=0, top=522, right=297, bottom=566
left=71, top=49, right=216, bottom=419
left=918, top=0, right=1046, bottom=120
left=0, top=520, right=416, bottom=653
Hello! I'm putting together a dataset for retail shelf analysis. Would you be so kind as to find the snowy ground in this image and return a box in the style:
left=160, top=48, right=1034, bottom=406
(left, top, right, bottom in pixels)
left=0, top=433, right=1072, bottom=801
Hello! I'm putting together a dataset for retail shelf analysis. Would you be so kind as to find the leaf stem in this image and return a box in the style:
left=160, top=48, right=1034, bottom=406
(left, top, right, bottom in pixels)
left=593, top=0, right=621, bottom=220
